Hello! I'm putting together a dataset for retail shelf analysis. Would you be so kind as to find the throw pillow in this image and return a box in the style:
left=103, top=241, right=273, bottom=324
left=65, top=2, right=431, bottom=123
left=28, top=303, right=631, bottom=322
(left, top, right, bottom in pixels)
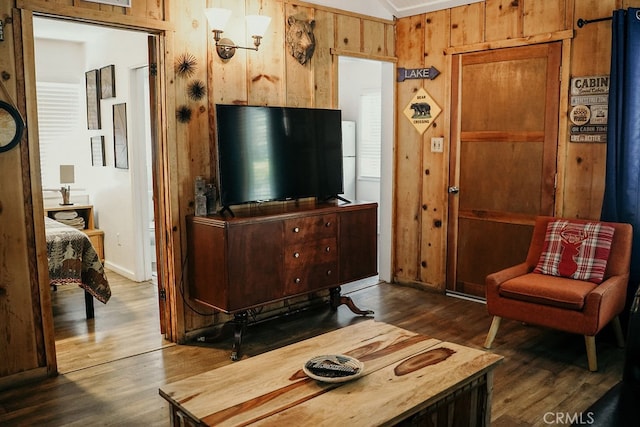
left=533, top=220, right=615, bottom=284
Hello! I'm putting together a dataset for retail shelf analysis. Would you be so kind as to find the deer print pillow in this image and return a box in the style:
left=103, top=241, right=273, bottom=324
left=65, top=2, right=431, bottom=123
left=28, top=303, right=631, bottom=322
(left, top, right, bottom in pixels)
left=533, top=220, right=615, bottom=284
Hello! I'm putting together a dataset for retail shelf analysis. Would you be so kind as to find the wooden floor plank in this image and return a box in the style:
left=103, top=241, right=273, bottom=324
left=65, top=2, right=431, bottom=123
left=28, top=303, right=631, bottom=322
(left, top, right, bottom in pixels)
left=0, top=276, right=625, bottom=426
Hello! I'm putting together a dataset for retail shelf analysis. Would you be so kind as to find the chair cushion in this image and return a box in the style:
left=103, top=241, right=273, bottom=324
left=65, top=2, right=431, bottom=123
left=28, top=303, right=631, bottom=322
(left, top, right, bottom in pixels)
left=499, top=273, right=597, bottom=310
left=533, top=219, right=614, bottom=284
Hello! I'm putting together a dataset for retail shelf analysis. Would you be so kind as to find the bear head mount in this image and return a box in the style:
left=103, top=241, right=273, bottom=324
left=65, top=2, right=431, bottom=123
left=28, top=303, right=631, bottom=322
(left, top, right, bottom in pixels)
left=286, top=16, right=316, bottom=65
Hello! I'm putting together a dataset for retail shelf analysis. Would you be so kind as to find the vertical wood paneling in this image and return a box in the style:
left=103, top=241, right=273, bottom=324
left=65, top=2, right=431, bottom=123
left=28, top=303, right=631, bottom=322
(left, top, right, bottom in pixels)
left=362, top=20, right=385, bottom=56
left=523, top=0, right=567, bottom=36
left=484, top=0, right=521, bottom=41
left=211, top=0, right=248, bottom=104
left=385, top=22, right=395, bottom=57
left=171, top=0, right=213, bottom=333
left=562, top=0, right=615, bottom=219
left=312, top=9, right=335, bottom=108
left=335, top=15, right=361, bottom=52
left=0, top=3, right=43, bottom=380
left=450, top=3, right=485, bottom=47
left=394, top=15, right=425, bottom=283
left=419, top=10, right=450, bottom=288
left=76, top=0, right=101, bottom=11
left=248, top=0, right=285, bottom=106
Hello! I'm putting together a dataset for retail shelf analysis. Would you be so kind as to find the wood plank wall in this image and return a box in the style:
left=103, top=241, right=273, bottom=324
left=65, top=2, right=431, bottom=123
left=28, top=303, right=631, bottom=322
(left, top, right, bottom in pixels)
left=4, top=0, right=639, bottom=388
left=393, top=0, right=640, bottom=291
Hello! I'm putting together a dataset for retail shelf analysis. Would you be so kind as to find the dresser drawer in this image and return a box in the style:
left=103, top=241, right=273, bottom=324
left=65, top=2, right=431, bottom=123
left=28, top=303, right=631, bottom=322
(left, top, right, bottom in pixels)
left=284, top=213, right=337, bottom=244
left=284, top=262, right=338, bottom=295
left=285, top=237, right=337, bottom=268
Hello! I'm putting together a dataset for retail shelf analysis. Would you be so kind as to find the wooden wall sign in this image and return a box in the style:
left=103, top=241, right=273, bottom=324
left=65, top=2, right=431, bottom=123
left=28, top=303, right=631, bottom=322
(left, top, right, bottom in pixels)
left=403, top=88, right=441, bottom=135
left=397, top=66, right=440, bottom=82
left=569, top=75, right=609, bottom=143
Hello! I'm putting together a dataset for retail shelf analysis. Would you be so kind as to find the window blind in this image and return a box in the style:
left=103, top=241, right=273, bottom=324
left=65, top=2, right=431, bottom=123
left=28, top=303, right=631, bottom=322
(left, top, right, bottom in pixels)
left=358, top=91, right=381, bottom=179
left=36, top=82, right=82, bottom=186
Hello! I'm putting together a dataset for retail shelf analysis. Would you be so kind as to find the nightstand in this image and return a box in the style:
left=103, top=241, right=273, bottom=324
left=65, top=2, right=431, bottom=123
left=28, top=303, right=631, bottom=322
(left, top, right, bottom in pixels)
left=44, top=204, right=105, bottom=263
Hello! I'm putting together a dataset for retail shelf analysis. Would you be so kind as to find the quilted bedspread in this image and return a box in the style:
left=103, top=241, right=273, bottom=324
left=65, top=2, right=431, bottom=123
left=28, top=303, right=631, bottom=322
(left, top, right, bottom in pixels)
left=45, top=216, right=111, bottom=304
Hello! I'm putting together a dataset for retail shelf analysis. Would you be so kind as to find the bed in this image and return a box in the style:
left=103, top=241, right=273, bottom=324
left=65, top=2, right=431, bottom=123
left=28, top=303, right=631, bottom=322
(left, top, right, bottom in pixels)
left=45, top=216, right=111, bottom=318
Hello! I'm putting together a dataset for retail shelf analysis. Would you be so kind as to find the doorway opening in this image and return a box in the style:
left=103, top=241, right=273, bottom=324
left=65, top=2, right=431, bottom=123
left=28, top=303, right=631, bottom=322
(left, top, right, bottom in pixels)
left=337, top=56, right=394, bottom=283
left=33, top=16, right=169, bottom=373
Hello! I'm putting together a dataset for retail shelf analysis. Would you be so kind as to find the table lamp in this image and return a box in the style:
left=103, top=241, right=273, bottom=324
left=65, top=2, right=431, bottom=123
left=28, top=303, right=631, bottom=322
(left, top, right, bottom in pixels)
left=59, top=164, right=75, bottom=205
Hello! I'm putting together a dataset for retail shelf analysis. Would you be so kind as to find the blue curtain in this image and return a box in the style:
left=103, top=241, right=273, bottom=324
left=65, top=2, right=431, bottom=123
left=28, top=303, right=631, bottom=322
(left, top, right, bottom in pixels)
left=601, top=8, right=640, bottom=307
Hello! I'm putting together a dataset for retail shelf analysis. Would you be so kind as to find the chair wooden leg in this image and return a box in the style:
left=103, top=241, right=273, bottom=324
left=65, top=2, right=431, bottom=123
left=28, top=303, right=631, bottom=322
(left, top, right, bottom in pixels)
left=584, top=335, right=597, bottom=372
left=612, top=316, right=625, bottom=348
left=484, top=316, right=501, bottom=349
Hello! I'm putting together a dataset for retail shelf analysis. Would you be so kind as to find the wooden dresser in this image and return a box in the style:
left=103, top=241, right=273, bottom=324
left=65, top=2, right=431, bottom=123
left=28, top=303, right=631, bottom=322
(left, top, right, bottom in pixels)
left=44, top=204, right=105, bottom=262
left=187, top=201, right=378, bottom=358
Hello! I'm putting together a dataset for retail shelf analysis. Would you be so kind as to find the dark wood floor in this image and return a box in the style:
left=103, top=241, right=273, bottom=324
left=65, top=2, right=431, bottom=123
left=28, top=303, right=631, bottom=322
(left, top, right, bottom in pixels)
left=0, top=273, right=625, bottom=426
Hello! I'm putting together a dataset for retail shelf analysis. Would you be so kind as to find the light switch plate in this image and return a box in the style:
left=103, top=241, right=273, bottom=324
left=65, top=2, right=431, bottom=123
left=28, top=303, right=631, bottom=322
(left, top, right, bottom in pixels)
left=431, top=137, right=444, bottom=153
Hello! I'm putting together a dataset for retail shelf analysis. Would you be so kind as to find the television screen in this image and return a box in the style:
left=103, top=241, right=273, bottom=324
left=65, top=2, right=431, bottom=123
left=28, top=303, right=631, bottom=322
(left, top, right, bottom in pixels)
left=215, top=104, right=344, bottom=209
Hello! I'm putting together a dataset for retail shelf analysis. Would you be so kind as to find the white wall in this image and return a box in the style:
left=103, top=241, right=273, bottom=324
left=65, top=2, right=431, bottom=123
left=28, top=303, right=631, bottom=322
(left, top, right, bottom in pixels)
left=84, top=30, right=148, bottom=280
left=35, top=23, right=149, bottom=281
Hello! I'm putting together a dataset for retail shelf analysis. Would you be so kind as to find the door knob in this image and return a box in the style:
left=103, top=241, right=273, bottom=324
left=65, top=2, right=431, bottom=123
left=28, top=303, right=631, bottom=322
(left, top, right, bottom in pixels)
left=448, top=186, right=460, bottom=194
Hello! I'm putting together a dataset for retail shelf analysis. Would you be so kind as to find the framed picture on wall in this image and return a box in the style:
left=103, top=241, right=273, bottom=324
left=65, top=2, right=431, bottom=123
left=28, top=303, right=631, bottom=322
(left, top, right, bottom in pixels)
left=91, top=136, right=106, bottom=166
left=113, top=103, right=128, bottom=169
left=100, top=65, right=116, bottom=99
left=85, top=69, right=101, bottom=130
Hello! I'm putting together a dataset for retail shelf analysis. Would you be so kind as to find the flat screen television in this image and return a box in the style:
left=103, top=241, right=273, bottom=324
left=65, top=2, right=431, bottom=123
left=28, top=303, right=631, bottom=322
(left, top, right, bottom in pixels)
left=215, top=104, right=345, bottom=213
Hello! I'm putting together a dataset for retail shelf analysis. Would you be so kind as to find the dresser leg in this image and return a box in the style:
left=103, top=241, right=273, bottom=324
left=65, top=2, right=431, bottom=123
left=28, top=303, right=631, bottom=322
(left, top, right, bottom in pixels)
left=231, top=311, right=248, bottom=361
left=329, top=287, right=374, bottom=316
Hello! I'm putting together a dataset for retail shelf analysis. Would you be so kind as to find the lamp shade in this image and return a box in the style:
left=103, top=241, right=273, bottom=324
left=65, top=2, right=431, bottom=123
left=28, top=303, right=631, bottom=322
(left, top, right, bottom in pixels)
left=59, top=164, right=75, bottom=184
left=204, top=8, right=232, bottom=31
left=246, top=15, right=271, bottom=37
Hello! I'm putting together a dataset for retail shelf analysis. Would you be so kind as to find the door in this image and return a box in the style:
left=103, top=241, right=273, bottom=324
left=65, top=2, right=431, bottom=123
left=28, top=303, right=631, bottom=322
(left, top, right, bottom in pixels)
left=447, top=43, right=561, bottom=298
left=147, top=35, right=170, bottom=336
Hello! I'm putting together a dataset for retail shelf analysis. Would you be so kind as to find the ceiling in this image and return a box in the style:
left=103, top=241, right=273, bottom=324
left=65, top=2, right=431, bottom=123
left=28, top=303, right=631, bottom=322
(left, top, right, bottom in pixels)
left=377, top=0, right=484, bottom=17
left=33, top=17, right=114, bottom=43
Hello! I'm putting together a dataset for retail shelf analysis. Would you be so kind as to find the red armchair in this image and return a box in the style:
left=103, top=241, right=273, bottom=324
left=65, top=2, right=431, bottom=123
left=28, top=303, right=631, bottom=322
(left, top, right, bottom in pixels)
left=484, top=216, right=633, bottom=371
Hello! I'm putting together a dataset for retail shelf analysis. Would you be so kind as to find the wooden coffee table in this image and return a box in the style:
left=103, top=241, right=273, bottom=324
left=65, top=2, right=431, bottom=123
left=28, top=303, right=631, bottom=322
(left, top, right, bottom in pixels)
left=159, top=320, right=503, bottom=426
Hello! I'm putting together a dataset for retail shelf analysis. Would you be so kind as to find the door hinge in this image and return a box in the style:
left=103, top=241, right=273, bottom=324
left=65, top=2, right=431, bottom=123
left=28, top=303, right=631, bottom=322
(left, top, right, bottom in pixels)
left=559, top=66, right=562, bottom=82
left=159, top=288, right=167, bottom=300
left=554, top=173, right=558, bottom=189
left=150, top=62, right=158, bottom=76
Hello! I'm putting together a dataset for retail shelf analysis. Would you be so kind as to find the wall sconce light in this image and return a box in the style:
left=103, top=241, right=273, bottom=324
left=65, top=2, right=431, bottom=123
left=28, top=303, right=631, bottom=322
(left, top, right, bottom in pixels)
left=204, top=8, right=271, bottom=60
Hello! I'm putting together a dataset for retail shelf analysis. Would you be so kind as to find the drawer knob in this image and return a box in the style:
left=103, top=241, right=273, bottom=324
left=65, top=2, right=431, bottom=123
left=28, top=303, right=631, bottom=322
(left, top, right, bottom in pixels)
left=326, top=270, right=332, bottom=276
left=294, top=252, right=300, bottom=258
left=293, top=227, right=300, bottom=233
left=325, top=221, right=331, bottom=227
left=325, top=247, right=331, bottom=252
left=295, top=278, right=301, bottom=284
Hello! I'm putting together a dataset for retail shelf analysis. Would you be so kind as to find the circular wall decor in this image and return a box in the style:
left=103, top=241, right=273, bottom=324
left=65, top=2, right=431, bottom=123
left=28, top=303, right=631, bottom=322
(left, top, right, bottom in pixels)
left=0, top=100, right=25, bottom=153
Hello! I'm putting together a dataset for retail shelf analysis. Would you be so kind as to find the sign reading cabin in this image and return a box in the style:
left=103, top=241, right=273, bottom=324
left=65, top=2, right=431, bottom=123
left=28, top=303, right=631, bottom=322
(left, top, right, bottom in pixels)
left=569, top=75, right=609, bottom=143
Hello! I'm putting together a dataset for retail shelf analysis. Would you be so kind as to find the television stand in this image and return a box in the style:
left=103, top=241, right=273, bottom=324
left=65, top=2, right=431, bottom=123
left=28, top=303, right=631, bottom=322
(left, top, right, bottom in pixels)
left=187, top=201, right=378, bottom=360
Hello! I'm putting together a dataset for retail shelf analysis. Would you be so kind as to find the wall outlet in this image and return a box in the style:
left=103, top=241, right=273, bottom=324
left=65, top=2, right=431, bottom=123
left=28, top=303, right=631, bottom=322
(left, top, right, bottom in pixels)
left=431, top=137, right=444, bottom=153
